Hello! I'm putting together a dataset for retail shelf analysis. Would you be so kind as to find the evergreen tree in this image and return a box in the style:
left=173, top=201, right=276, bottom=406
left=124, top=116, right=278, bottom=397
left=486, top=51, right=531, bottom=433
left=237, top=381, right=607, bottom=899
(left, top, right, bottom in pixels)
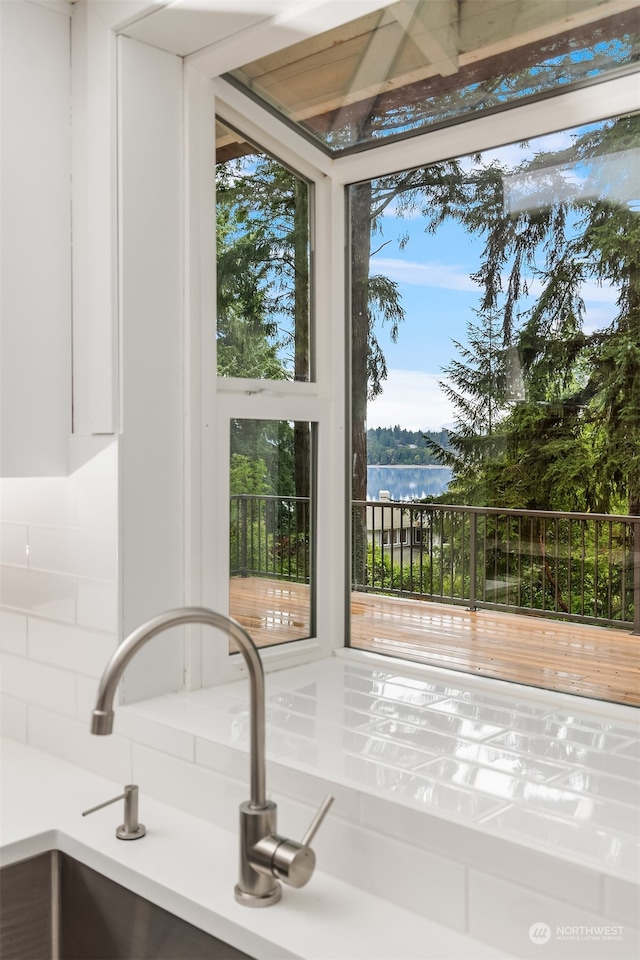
left=419, top=114, right=640, bottom=515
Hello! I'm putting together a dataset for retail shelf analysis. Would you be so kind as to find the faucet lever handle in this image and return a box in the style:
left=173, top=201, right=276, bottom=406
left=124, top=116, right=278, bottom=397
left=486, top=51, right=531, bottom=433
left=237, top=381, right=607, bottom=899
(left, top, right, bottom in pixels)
left=301, top=794, right=334, bottom=847
left=250, top=794, right=334, bottom=889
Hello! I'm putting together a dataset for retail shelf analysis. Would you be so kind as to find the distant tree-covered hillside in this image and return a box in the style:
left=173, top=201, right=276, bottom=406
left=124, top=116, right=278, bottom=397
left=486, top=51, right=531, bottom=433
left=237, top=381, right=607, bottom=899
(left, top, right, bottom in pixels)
left=367, top=426, right=451, bottom=465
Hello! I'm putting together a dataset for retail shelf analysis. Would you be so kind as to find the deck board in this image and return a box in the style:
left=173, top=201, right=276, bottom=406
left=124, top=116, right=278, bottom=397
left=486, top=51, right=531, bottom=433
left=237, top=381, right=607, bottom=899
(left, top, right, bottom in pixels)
left=230, top=577, right=640, bottom=706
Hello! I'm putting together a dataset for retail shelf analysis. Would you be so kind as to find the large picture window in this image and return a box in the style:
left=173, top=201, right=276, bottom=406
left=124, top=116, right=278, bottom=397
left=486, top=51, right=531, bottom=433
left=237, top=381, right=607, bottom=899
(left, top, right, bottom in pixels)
left=349, top=112, right=640, bottom=703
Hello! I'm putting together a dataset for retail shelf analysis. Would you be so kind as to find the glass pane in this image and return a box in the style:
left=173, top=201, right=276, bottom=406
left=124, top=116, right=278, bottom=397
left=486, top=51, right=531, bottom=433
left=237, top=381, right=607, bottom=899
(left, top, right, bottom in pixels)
left=227, top=1, right=639, bottom=154
left=349, top=112, right=640, bottom=705
left=229, top=419, right=314, bottom=649
left=216, top=120, right=311, bottom=381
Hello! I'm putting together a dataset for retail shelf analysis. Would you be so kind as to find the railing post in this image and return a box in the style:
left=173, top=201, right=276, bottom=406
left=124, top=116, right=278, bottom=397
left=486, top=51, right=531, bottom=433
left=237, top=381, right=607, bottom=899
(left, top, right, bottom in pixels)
left=633, top=518, right=640, bottom=635
left=241, top=497, right=248, bottom=578
left=468, top=510, right=478, bottom=612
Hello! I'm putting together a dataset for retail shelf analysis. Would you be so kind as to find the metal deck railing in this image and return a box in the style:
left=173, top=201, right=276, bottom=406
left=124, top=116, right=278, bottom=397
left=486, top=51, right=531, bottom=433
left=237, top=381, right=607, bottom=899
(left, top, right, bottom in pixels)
left=352, top=500, right=640, bottom=632
left=230, top=494, right=640, bottom=632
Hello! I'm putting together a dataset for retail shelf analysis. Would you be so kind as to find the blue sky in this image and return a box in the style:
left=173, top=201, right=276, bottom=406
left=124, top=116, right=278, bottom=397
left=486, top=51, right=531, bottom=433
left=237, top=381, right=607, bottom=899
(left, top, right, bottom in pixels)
left=365, top=128, right=624, bottom=433
left=367, top=216, right=486, bottom=432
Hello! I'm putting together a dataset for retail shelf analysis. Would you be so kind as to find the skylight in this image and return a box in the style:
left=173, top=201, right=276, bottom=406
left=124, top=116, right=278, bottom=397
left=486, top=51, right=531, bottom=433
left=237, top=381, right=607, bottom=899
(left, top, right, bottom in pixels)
left=225, top=0, right=640, bottom=155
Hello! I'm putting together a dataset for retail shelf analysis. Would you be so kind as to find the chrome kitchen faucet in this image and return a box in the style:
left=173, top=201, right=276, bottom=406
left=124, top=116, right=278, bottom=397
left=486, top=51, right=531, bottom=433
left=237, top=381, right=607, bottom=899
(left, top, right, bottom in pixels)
left=90, top=607, right=333, bottom=907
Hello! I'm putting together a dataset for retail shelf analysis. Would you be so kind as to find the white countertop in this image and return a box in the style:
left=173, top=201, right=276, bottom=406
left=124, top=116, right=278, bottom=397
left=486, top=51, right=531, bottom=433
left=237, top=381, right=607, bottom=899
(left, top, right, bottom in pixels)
left=0, top=737, right=509, bottom=960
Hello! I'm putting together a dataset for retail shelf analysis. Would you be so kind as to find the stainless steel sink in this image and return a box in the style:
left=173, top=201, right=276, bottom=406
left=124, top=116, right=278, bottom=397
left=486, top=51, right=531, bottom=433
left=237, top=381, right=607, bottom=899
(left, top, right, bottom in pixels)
left=0, top=850, right=255, bottom=960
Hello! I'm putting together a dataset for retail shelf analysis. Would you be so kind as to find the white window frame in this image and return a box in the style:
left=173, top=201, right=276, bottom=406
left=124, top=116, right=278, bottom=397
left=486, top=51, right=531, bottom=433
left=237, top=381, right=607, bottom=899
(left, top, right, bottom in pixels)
left=185, top=70, right=347, bottom=686
left=184, top=65, right=640, bottom=686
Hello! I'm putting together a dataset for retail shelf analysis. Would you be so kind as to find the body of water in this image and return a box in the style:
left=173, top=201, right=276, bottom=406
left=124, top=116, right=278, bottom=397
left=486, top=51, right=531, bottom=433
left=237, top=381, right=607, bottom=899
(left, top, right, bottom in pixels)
left=367, top=465, right=453, bottom=501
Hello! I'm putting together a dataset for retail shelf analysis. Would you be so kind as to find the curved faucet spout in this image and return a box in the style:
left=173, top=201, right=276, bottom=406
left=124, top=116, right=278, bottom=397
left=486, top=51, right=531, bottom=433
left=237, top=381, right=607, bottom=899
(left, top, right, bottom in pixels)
left=91, top=606, right=267, bottom=809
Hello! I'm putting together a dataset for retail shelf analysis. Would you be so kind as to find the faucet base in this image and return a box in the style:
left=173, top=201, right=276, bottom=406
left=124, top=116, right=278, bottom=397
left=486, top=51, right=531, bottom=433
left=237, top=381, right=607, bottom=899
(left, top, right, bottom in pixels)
left=116, top=823, right=146, bottom=840
left=234, top=883, right=282, bottom=907
left=237, top=800, right=281, bottom=906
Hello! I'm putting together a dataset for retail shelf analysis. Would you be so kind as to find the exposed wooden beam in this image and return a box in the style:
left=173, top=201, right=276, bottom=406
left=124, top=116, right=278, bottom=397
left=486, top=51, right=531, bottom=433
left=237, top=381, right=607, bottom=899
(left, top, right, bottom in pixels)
left=329, top=8, right=410, bottom=143
left=394, top=0, right=459, bottom=77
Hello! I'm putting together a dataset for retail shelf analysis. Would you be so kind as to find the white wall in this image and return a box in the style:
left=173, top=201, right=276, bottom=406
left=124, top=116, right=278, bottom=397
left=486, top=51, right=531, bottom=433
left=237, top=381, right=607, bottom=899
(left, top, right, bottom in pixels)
left=117, top=35, right=185, bottom=702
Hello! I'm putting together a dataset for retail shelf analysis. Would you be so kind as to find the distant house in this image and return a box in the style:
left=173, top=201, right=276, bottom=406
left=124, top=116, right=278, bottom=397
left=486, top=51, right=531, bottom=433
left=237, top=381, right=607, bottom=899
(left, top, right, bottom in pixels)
left=366, top=491, right=428, bottom=563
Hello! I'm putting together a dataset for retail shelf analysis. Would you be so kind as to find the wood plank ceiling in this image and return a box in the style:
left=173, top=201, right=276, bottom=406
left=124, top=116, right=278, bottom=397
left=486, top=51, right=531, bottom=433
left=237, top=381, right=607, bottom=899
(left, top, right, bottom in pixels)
left=218, top=0, right=639, bottom=157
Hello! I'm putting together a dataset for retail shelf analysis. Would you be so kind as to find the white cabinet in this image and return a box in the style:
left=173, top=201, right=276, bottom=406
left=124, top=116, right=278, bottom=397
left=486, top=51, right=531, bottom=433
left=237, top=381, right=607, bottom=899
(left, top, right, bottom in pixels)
left=1, top=0, right=72, bottom=476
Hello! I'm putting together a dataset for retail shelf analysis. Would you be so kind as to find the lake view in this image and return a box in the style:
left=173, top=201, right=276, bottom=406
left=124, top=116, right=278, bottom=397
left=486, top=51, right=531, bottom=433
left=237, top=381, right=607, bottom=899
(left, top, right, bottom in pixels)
left=367, top=465, right=453, bottom=501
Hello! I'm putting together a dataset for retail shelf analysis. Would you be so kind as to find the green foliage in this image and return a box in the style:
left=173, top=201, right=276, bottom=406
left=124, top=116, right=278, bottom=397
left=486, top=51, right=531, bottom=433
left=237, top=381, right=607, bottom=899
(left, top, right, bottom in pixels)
left=367, top=426, right=450, bottom=464
left=230, top=454, right=269, bottom=496
left=365, top=274, right=405, bottom=400
left=230, top=420, right=295, bottom=498
left=216, top=148, right=309, bottom=379
left=417, top=114, right=640, bottom=516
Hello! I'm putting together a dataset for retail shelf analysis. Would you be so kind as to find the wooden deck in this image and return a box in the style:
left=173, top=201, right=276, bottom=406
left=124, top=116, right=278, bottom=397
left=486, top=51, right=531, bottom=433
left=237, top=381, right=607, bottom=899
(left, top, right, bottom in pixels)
left=230, top=577, right=640, bottom=706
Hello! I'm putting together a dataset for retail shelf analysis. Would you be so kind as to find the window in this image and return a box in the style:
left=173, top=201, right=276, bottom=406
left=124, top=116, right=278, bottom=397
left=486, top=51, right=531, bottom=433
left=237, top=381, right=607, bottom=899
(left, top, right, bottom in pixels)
left=216, top=119, right=312, bottom=382
left=348, top=110, right=640, bottom=702
left=229, top=418, right=315, bottom=650
left=203, top=6, right=639, bottom=705
left=208, top=114, right=328, bottom=674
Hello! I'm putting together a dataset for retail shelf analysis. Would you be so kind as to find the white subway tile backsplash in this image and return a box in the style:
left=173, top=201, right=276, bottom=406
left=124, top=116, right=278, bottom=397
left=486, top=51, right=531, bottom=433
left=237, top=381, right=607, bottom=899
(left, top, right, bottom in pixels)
left=0, top=523, right=28, bottom=566
left=0, top=652, right=76, bottom=716
left=0, top=478, right=76, bottom=527
left=617, top=740, right=640, bottom=760
left=75, top=485, right=118, bottom=535
left=604, top=876, right=640, bottom=927
left=76, top=579, right=117, bottom=632
left=551, top=712, right=640, bottom=740
left=1, top=565, right=76, bottom=621
left=317, top=811, right=467, bottom=931
left=360, top=788, right=501, bottom=843
left=71, top=440, right=117, bottom=484
left=28, top=526, right=116, bottom=581
left=479, top=805, right=640, bottom=877
left=0, top=694, right=27, bottom=742
left=468, top=870, right=638, bottom=959
left=74, top=456, right=117, bottom=532
left=131, top=743, right=245, bottom=832
left=427, top=738, right=570, bottom=782
left=341, top=726, right=435, bottom=769
left=115, top=710, right=195, bottom=762
left=525, top=768, right=640, bottom=809
left=76, top=674, right=101, bottom=722
left=268, top=760, right=361, bottom=824
left=366, top=795, right=606, bottom=912
left=28, top=617, right=116, bottom=677
left=27, top=705, right=132, bottom=784
left=195, top=735, right=249, bottom=783
left=0, top=610, right=27, bottom=655
left=426, top=697, right=549, bottom=727
left=355, top=760, right=504, bottom=822
left=487, top=731, right=640, bottom=781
